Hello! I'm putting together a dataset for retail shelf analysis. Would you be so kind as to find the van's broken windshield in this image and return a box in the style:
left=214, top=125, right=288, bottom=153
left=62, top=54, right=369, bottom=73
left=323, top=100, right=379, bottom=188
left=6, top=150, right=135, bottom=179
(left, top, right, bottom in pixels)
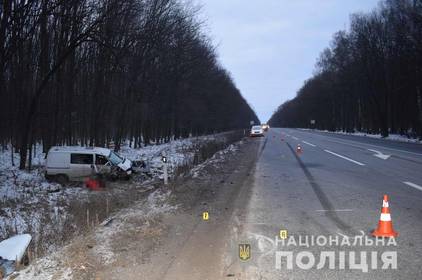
left=108, top=151, right=123, bottom=165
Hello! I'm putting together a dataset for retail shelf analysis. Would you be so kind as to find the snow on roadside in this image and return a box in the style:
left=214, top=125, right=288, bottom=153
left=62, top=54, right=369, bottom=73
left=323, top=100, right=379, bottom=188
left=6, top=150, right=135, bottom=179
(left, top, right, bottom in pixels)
left=0, top=133, right=231, bottom=253
left=12, top=189, right=177, bottom=280
left=0, top=145, right=84, bottom=246
left=119, top=134, right=226, bottom=178
left=9, top=135, right=245, bottom=280
left=299, top=129, right=422, bottom=144
left=92, top=189, right=176, bottom=266
left=190, top=141, right=241, bottom=179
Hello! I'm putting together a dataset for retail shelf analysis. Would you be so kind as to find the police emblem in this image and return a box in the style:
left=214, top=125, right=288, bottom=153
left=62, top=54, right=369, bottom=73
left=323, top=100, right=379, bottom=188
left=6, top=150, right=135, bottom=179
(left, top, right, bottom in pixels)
left=239, top=243, right=251, bottom=261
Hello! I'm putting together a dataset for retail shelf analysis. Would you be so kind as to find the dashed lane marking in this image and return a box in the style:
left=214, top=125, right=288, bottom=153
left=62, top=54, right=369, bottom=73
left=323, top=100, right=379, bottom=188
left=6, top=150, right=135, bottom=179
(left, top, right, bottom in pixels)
left=302, top=141, right=316, bottom=147
left=403, top=181, right=422, bottom=192
left=324, top=149, right=366, bottom=166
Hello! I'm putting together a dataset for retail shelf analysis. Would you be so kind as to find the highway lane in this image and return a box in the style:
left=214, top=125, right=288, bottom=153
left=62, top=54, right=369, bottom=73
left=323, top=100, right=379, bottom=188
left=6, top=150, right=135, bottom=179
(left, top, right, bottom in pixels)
left=224, top=128, right=422, bottom=279
left=303, top=129, right=422, bottom=157
left=282, top=128, right=422, bottom=189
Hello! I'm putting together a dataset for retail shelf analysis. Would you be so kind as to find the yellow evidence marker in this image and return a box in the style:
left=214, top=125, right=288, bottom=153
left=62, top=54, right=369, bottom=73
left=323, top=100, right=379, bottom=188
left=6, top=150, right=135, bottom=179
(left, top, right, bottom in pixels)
left=202, top=211, right=209, bottom=220
left=280, top=229, right=288, bottom=239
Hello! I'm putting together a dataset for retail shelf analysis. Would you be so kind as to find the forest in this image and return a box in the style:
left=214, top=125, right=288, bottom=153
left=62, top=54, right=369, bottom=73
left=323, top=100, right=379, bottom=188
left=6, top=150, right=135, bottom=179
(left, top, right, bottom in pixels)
left=0, top=0, right=259, bottom=169
left=269, top=0, right=422, bottom=139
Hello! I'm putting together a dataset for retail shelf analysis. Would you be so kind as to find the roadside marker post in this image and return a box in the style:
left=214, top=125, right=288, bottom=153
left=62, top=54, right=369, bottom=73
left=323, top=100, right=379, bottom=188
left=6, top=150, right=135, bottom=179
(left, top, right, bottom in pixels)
left=162, top=152, right=168, bottom=185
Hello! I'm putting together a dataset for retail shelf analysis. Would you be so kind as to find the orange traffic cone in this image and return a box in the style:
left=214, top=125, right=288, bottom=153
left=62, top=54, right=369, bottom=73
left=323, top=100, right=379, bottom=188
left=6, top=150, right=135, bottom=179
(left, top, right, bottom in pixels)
left=372, top=194, right=398, bottom=237
left=296, top=144, right=302, bottom=154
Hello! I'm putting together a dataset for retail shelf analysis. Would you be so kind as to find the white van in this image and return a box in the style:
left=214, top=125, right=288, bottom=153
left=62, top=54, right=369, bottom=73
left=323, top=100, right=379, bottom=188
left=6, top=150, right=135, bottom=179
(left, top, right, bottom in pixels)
left=45, top=146, right=132, bottom=183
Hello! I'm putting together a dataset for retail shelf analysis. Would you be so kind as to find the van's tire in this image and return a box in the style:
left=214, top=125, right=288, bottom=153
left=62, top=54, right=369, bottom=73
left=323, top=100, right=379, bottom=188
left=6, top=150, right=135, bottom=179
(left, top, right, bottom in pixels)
left=108, top=174, right=118, bottom=181
left=55, top=174, right=69, bottom=185
left=45, top=174, right=54, bottom=181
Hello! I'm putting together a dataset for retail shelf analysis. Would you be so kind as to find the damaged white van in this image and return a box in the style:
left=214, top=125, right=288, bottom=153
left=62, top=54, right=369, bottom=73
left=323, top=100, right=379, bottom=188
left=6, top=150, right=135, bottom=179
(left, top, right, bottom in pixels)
left=45, top=146, right=132, bottom=183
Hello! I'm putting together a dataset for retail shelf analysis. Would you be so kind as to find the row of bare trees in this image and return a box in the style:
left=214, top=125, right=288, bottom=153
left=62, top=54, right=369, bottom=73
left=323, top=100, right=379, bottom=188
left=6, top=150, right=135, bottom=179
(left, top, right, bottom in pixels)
left=0, top=0, right=259, bottom=169
left=269, top=0, right=422, bottom=138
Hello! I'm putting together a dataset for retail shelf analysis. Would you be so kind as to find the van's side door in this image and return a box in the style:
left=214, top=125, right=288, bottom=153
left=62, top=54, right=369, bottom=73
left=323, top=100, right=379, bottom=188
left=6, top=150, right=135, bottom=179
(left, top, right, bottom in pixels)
left=70, top=153, right=94, bottom=180
left=95, top=154, right=111, bottom=175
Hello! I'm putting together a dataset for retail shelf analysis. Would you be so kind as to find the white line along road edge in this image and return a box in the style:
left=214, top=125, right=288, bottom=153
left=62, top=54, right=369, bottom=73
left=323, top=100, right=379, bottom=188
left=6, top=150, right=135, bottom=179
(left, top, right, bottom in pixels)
left=324, top=150, right=366, bottom=166
left=302, top=141, right=316, bottom=147
left=403, top=181, right=422, bottom=192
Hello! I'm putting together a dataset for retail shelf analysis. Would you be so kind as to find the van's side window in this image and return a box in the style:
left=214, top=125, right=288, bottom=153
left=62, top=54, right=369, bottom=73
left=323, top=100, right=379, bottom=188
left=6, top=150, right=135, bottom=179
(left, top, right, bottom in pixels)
left=70, top=153, right=93, bottom=164
left=96, top=154, right=108, bottom=165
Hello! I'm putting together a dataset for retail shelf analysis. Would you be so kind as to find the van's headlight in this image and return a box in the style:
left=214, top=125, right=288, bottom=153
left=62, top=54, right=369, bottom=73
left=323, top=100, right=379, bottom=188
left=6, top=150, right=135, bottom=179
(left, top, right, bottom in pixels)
left=127, top=170, right=132, bottom=175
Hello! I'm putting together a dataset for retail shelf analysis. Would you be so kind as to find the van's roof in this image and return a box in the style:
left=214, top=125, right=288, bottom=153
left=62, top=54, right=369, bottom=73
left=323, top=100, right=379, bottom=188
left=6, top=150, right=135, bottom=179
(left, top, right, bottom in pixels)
left=48, top=146, right=111, bottom=156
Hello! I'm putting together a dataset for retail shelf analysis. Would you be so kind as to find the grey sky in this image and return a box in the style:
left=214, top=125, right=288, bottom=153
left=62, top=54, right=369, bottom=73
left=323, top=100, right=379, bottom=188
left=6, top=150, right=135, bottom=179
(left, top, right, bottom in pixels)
left=196, top=0, right=380, bottom=122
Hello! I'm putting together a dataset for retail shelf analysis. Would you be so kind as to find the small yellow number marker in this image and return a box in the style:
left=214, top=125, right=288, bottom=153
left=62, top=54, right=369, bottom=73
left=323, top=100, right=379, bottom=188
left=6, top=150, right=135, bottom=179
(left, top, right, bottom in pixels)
left=202, top=211, right=209, bottom=221
left=280, top=229, right=288, bottom=239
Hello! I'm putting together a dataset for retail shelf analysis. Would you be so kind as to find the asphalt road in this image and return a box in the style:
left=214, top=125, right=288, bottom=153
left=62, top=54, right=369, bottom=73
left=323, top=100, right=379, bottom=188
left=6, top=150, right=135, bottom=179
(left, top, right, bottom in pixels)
left=223, top=128, right=422, bottom=279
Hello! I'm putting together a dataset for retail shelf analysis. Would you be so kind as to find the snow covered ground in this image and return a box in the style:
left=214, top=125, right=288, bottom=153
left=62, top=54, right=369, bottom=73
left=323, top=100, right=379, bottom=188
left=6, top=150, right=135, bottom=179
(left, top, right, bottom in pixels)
left=190, top=141, right=240, bottom=179
left=299, top=129, right=422, bottom=144
left=4, top=134, right=246, bottom=280
left=0, top=132, right=239, bottom=260
left=12, top=189, right=177, bottom=280
left=118, top=134, right=223, bottom=178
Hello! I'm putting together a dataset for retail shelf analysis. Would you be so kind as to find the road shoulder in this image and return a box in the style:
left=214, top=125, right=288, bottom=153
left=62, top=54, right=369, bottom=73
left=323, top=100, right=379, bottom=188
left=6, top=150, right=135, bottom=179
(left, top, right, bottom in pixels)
left=14, top=137, right=261, bottom=280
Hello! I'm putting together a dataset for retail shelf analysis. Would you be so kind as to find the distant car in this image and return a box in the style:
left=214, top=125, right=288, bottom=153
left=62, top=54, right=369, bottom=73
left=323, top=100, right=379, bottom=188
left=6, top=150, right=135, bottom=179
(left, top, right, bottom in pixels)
left=250, top=125, right=264, bottom=137
left=261, top=124, right=270, bottom=131
left=45, top=146, right=132, bottom=183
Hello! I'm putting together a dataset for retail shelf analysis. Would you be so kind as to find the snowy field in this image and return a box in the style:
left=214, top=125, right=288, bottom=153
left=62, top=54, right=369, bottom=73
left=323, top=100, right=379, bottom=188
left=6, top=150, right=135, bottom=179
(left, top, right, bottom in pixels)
left=0, top=132, right=241, bottom=259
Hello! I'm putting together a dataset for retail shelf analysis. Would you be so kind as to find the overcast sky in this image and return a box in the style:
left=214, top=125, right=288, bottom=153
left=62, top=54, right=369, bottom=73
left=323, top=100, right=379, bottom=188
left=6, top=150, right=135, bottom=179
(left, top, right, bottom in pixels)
left=196, top=0, right=380, bottom=122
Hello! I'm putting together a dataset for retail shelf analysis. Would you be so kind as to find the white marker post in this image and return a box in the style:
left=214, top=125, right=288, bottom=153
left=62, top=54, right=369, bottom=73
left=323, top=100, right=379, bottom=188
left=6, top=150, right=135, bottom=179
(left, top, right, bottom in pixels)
left=162, top=151, right=168, bottom=185
left=310, top=119, right=316, bottom=129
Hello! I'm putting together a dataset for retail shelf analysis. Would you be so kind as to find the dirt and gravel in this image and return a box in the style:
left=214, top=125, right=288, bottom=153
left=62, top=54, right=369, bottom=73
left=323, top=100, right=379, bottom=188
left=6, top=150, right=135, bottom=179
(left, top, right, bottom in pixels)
left=11, top=137, right=262, bottom=280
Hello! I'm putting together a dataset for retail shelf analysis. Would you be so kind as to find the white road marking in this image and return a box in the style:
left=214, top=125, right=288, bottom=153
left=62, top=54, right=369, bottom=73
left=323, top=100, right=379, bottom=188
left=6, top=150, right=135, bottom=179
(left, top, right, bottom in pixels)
left=324, top=137, right=422, bottom=157
left=403, top=181, right=422, bottom=192
left=292, top=136, right=299, bottom=140
left=302, top=141, right=316, bottom=147
left=324, top=149, right=366, bottom=166
left=368, top=149, right=391, bottom=160
left=315, top=209, right=354, bottom=212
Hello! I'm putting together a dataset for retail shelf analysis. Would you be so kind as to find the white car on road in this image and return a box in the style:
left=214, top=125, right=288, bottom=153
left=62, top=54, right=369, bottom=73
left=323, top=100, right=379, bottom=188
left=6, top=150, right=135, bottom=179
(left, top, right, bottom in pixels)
left=250, top=125, right=264, bottom=137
